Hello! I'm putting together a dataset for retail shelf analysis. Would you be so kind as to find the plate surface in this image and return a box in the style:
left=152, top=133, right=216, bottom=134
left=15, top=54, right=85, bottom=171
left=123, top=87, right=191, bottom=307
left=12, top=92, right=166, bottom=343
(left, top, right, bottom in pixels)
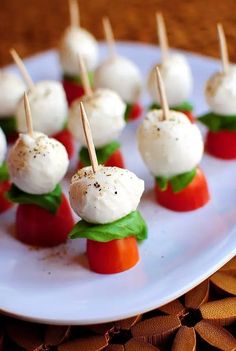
left=0, top=42, right=236, bottom=325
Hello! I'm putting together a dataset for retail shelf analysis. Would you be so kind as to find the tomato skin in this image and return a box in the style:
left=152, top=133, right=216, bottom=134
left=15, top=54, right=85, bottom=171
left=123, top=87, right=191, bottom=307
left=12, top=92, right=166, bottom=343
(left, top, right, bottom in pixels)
left=78, top=149, right=125, bottom=170
left=155, top=168, right=210, bottom=212
left=127, top=102, right=143, bottom=122
left=205, top=130, right=236, bottom=160
left=52, top=129, right=75, bottom=160
left=16, top=193, right=74, bottom=247
left=180, top=110, right=195, bottom=123
left=62, top=79, right=84, bottom=106
left=87, top=236, right=139, bottom=274
left=0, top=181, right=14, bottom=214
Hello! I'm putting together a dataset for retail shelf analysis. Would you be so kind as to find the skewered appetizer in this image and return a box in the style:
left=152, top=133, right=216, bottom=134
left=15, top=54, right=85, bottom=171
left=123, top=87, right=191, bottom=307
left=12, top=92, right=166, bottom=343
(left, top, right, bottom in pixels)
left=69, top=102, right=147, bottom=274
left=138, top=68, right=209, bottom=212
left=199, top=24, right=236, bottom=159
left=68, top=56, right=126, bottom=169
left=11, top=49, right=74, bottom=159
left=0, top=127, right=13, bottom=214
left=7, top=93, right=74, bottom=247
left=94, top=18, right=142, bottom=122
left=59, top=0, right=98, bottom=105
left=147, top=14, right=194, bottom=123
left=0, top=71, right=25, bottom=141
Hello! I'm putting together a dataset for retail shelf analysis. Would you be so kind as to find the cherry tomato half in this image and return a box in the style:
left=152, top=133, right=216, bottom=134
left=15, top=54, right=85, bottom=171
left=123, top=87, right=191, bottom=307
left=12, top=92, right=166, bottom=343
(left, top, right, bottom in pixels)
left=78, top=149, right=125, bottom=170
left=53, top=129, right=75, bottom=160
left=16, top=193, right=74, bottom=247
left=0, top=180, right=13, bottom=214
left=62, top=79, right=84, bottom=106
left=127, top=102, right=143, bottom=122
left=155, top=168, right=210, bottom=212
left=205, top=130, right=236, bottom=160
left=87, top=236, right=139, bottom=274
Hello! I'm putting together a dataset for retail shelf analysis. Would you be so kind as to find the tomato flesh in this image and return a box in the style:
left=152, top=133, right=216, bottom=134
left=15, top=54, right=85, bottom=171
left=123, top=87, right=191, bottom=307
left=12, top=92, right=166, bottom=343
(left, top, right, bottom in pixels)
left=78, top=149, right=125, bottom=170
left=87, top=236, right=139, bottom=274
left=0, top=180, right=13, bottom=214
left=127, top=102, right=143, bottom=122
left=62, top=79, right=84, bottom=106
left=16, top=193, right=74, bottom=247
left=52, top=129, right=75, bottom=160
left=155, top=168, right=210, bottom=212
left=180, top=110, right=195, bottom=123
left=205, top=130, right=236, bottom=160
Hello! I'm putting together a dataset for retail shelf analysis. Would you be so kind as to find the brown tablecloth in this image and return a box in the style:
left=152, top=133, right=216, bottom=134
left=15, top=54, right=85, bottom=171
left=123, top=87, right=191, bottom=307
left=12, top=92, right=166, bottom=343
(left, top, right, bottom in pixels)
left=1, top=0, right=236, bottom=65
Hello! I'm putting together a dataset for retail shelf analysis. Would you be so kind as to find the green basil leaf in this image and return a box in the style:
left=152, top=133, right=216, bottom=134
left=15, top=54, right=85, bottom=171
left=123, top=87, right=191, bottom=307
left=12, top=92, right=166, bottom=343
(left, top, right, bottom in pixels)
left=69, top=210, right=148, bottom=242
left=79, top=141, right=121, bottom=166
left=0, top=162, right=9, bottom=182
left=149, top=100, right=193, bottom=112
left=63, top=72, right=94, bottom=85
left=0, top=116, right=17, bottom=136
left=155, top=176, right=168, bottom=191
left=170, top=168, right=196, bottom=193
left=7, top=184, right=62, bottom=214
left=198, top=112, right=236, bottom=132
left=125, top=103, right=133, bottom=122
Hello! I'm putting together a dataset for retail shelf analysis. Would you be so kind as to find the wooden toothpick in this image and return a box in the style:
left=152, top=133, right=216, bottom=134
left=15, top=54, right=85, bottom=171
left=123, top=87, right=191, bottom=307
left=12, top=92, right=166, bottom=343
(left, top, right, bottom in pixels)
left=23, top=92, right=34, bottom=137
left=217, top=23, right=229, bottom=74
left=155, top=66, right=169, bottom=120
left=79, top=102, right=98, bottom=173
left=10, top=49, right=34, bottom=91
left=103, top=17, right=116, bottom=58
left=78, top=54, right=93, bottom=96
left=69, top=0, right=80, bottom=28
left=156, top=12, right=169, bottom=62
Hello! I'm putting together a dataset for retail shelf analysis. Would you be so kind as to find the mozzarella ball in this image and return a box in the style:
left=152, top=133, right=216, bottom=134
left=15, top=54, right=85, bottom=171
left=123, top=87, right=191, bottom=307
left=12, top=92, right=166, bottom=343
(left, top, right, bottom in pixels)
left=59, top=27, right=98, bottom=76
left=148, top=54, right=193, bottom=106
left=137, top=110, right=203, bottom=178
left=16, top=81, right=68, bottom=136
left=0, top=128, right=7, bottom=165
left=94, top=56, right=142, bottom=104
left=68, top=89, right=126, bottom=147
left=69, top=165, right=144, bottom=224
left=205, top=67, right=236, bottom=115
left=0, top=72, right=25, bottom=117
left=7, top=132, right=69, bottom=194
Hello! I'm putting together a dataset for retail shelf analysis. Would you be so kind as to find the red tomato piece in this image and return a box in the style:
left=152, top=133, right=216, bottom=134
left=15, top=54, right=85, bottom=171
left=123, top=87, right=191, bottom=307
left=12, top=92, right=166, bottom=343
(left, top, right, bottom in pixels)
left=127, top=102, right=143, bottom=122
left=78, top=149, right=125, bottom=170
left=52, top=129, right=75, bottom=160
left=62, top=79, right=84, bottom=106
left=87, top=236, right=139, bottom=274
left=0, top=180, right=14, bottom=214
left=16, top=193, right=74, bottom=247
left=205, top=130, right=236, bottom=160
left=180, top=110, right=195, bottom=123
left=155, top=168, right=210, bottom=212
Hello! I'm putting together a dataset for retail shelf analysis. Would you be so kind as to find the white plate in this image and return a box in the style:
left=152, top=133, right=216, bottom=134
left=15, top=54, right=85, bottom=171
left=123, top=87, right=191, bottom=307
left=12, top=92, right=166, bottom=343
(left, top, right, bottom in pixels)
left=0, top=42, right=236, bottom=325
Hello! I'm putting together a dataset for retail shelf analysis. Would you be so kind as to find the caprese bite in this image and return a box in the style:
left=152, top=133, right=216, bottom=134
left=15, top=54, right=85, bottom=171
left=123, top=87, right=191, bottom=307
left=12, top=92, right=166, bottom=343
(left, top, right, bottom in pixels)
left=11, top=48, right=74, bottom=159
left=59, top=0, right=98, bottom=105
left=68, top=56, right=126, bottom=169
left=147, top=13, right=194, bottom=122
left=0, top=127, right=13, bottom=214
left=138, top=68, right=209, bottom=212
left=199, top=24, right=236, bottom=159
left=94, top=18, right=142, bottom=122
left=7, top=93, right=74, bottom=247
left=0, top=71, right=25, bottom=141
left=69, top=102, right=147, bottom=274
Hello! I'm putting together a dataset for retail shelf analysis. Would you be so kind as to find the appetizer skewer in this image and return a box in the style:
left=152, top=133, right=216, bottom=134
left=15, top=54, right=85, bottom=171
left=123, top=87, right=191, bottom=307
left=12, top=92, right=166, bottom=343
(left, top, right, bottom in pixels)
left=148, top=13, right=194, bottom=122
left=10, top=49, right=74, bottom=159
left=59, top=0, right=98, bottom=105
left=199, top=24, right=236, bottom=159
left=0, top=127, right=13, bottom=213
left=7, top=93, right=74, bottom=247
left=0, top=70, right=25, bottom=142
left=68, top=55, right=126, bottom=169
left=94, top=17, right=143, bottom=122
left=138, top=67, right=209, bottom=212
left=69, top=102, right=147, bottom=274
